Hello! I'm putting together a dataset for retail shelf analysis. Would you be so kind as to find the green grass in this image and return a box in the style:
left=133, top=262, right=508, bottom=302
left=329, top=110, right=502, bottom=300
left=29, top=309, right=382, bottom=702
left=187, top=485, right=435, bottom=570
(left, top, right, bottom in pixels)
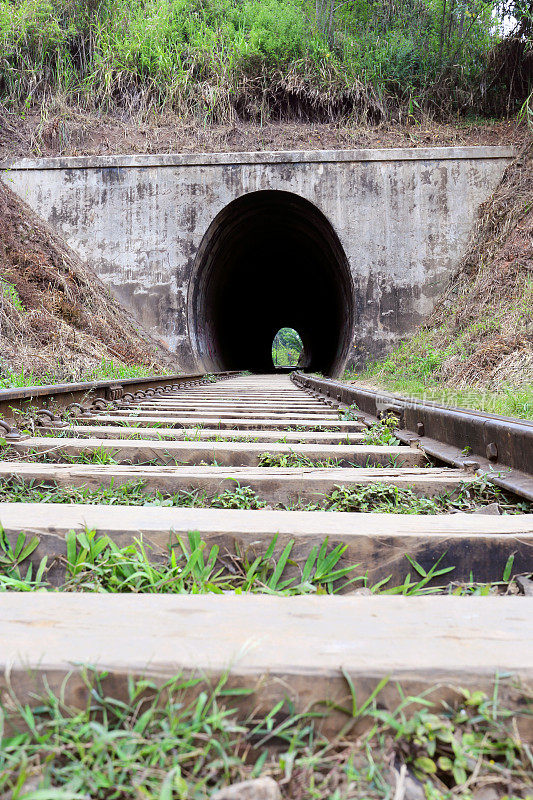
left=1, top=445, right=126, bottom=466
left=359, top=417, right=401, bottom=446
left=0, top=475, right=530, bottom=514
left=339, top=403, right=361, bottom=421
left=0, top=0, right=505, bottom=123
left=1, top=528, right=366, bottom=594
left=0, top=358, right=168, bottom=389
left=0, top=444, right=406, bottom=469
left=39, top=429, right=266, bottom=443
left=322, top=480, right=531, bottom=515
left=0, top=526, right=523, bottom=596
left=210, top=484, right=267, bottom=509
left=0, top=478, right=272, bottom=510
left=350, top=372, right=533, bottom=420
left=0, top=279, right=24, bottom=313
left=0, top=669, right=530, bottom=799
left=257, top=452, right=343, bottom=468
left=345, top=349, right=533, bottom=421
left=256, top=451, right=413, bottom=468
left=285, top=424, right=341, bottom=432
left=100, top=420, right=180, bottom=429
left=181, top=430, right=261, bottom=442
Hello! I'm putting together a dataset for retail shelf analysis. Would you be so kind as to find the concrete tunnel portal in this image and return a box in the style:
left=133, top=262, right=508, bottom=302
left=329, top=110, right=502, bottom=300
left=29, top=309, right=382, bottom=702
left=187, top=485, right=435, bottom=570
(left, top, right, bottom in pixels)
left=188, top=191, right=355, bottom=376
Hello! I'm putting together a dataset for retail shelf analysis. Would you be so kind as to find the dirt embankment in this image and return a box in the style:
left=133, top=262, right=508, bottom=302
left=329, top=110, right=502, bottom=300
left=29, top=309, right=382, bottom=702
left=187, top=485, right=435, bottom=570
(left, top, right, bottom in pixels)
left=0, top=107, right=528, bottom=159
left=415, top=141, right=533, bottom=389
left=0, top=180, right=176, bottom=382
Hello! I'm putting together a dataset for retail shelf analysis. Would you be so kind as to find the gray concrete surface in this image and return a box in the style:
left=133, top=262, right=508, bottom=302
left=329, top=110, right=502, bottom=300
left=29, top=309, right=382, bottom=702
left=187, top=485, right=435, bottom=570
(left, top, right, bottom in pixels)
left=1, top=147, right=513, bottom=374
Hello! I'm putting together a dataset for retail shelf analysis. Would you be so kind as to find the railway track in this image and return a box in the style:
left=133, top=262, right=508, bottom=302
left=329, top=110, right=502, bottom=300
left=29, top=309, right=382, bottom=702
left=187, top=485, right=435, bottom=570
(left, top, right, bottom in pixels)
left=0, top=371, right=532, bottom=731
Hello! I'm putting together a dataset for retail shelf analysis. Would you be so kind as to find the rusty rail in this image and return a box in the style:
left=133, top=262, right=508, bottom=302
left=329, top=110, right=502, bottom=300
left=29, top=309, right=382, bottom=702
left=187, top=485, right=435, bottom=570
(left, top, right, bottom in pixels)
left=292, top=372, right=533, bottom=502
left=0, top=371, right=240, bottom=425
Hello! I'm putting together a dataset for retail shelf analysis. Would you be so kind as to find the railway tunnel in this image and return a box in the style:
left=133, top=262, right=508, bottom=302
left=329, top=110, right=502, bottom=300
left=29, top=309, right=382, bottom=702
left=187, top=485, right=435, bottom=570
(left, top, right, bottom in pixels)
left=188, top=190, right=355, bottom=376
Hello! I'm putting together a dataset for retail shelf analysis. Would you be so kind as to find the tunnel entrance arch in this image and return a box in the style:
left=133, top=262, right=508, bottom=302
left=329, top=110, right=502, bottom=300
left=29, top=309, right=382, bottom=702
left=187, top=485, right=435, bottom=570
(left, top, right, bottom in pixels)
left=188, top=190, right=355, bottom=376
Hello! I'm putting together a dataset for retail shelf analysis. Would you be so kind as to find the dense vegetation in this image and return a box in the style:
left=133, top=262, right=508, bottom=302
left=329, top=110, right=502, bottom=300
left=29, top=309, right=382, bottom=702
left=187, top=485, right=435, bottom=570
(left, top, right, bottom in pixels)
left=272, top=326, right=303, bottom=366
left=0, top=0, right=531, bottom=122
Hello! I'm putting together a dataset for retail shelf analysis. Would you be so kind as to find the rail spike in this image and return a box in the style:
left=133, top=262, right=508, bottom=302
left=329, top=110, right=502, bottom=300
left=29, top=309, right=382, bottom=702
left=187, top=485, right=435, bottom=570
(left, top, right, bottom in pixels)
left=66, top=403, right=94, bottom=419
left=34, top=408, right=68, bottom=429
left=0, top=419, right=30, bottom=442
left=91, top=398, right=112, bottom=412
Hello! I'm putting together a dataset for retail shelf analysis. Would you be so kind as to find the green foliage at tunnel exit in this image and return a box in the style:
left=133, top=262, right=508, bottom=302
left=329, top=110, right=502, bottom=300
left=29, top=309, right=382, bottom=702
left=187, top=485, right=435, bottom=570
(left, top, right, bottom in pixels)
left=272, top=327, right=303, bottom=367
left=0, top=0, right=531, bottom=122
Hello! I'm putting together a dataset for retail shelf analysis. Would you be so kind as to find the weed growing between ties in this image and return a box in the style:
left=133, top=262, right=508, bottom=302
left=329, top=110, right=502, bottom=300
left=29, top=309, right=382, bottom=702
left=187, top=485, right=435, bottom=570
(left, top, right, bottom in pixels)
left=0, top=445, right=407, bottom=469
left=360, top=416, right=401, bottom=446
left=0, top=445, right=216, bottom=468
left=1, top=529, right=364, bottom=594
left=337, top=409, right=402, bottom=446
left=0, top=445, right=124, bottom=466
left=123, top=420, right=195, bottom=429
left=210, top=485, right=267, bottom=509
left=285, top=424, right=342, bottom=432
left=0, top=528, right=526, bottom=596
left=37, top=430, right=264, bottom=443
left=257, top=452, right=343, bottom=468
left=182, top=432, right=261, bottom=442
left=0, top=478, right=271, bottom=510
left=323, top=480, right=532, bottom=515
left=340, top=403, right=361, bottom=421
left=0, top=476, right=530, bottom=514
left=0, top=669, right=531, bottom=799
left=257, top=452, right=413, bottom=468
left=31, top=428, right=177, bottom=441
left=36, top=420, right=188, bottom=430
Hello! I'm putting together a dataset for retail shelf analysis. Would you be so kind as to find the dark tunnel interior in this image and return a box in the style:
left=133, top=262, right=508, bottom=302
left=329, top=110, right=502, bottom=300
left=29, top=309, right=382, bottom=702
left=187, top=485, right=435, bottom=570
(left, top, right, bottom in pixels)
left=188, top=191, right=354, bottom=376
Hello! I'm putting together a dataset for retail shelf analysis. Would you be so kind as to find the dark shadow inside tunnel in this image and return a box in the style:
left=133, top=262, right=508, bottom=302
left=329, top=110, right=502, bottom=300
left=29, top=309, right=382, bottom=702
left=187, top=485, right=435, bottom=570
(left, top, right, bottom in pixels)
left=188, top=191, right=354, bottom=376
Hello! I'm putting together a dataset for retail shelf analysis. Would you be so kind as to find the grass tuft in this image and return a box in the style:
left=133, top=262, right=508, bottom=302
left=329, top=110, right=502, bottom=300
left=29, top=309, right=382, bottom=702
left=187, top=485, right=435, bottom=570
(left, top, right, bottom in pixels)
left=0, top=475, right=530, bottom=514
left=0, top=359, right=167, bottom=389
left=0, top=526, right=528, bottom=597
left=0, top=670, right=531, bottom=798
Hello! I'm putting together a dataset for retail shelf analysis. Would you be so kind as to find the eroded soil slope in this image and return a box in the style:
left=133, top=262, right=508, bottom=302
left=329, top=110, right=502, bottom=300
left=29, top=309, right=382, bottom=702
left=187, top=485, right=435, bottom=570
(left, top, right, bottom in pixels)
left=427, top=141, right=532, bottom=388
left=0, top=180, right=175, bottom=382
left=0, top=108, right=527, bottom=159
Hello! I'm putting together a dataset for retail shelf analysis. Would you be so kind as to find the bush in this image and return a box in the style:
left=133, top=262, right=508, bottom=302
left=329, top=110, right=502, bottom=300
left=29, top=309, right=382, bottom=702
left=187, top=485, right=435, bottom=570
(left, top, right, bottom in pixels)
left=0, top=0, right=520, bottom=119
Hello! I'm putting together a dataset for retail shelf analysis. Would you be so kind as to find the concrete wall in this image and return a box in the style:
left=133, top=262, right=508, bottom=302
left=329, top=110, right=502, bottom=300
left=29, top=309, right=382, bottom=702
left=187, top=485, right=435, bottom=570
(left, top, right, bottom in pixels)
left=1, top=147, right=513, bottom=373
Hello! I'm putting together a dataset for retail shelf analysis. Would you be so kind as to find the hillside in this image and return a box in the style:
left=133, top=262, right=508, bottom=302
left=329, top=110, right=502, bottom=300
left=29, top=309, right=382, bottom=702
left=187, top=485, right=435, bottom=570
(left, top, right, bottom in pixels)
left=0, top=180, right=175, bottom=386
left=350, top=141, right=533, bottom=417
left=425, top=142, right=533, bottom=390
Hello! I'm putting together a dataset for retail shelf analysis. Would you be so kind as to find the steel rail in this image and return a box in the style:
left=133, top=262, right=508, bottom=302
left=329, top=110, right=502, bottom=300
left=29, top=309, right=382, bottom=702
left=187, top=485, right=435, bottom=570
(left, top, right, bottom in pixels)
left=0, top=371, right=240, bottom=424
left=292, top=372, right=533, bottom=502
